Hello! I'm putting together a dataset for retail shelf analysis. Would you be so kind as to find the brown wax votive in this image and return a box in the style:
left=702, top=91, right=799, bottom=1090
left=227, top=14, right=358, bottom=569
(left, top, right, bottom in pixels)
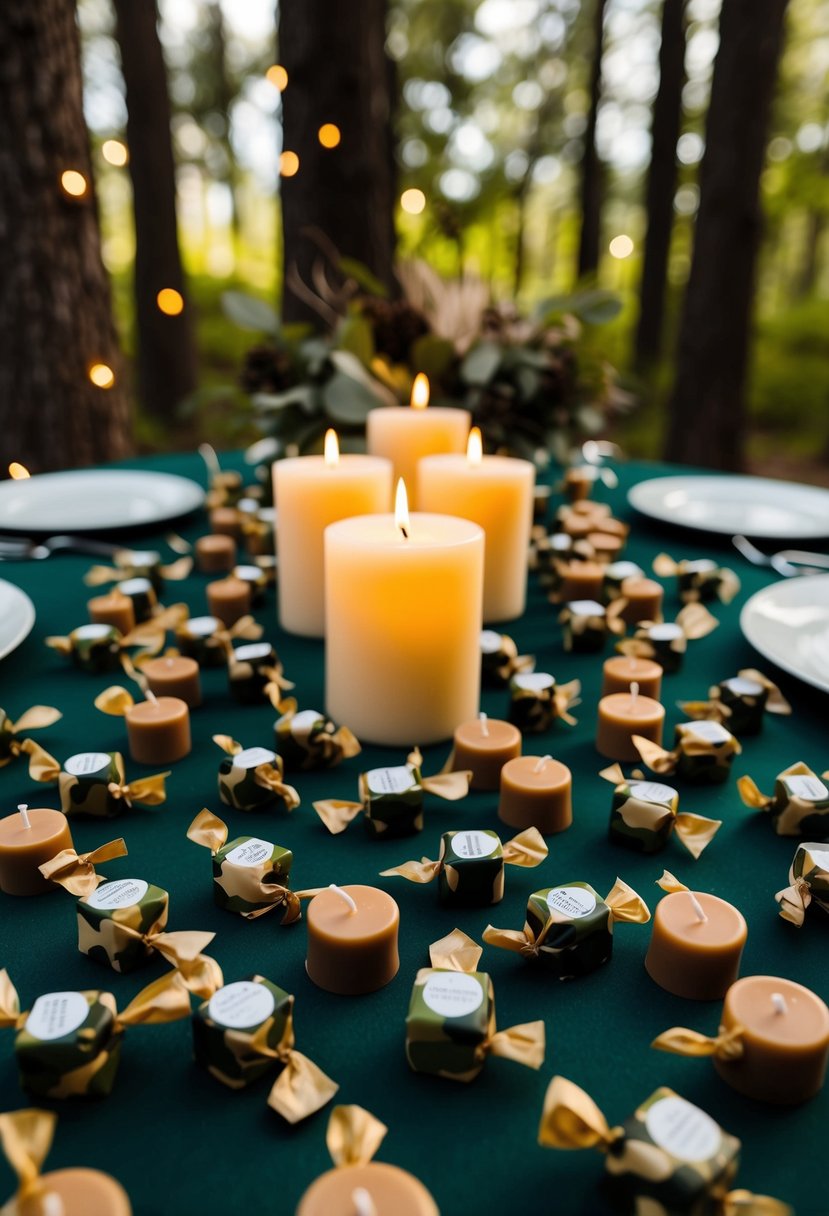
left=498, top=755, right=572, bottom=834
left=560, top=514, right=593, bottom=540
left=601, top=656, right=663, bottom=700
left=587, top=532, right=625, bottom=563
left=142, top=656, right=202, bottom=707
left=297, top=1164, right=438, bottom=1216
left=645, top=889, right=747, bottom=1000
left=306, top=884, right=399, bottom=995
left=88, top=591, right=135, bottom=636
left=452, top=717, right=522, bottom=790
left=125, top=697, right=191, bottom=765
left=210, top=506, right=243, bottom=540
left=571, top=500, right=611, bottom=520
left=619, top=576, right=664, bottom=626
left=206, top=576, right=251, bottom=627
left=596, top=689, right=664, bottom=761
left=557, top=561, right=605, bottom=603
left=195, top=533, right=237, bottom=574
left=0, top=806, right=74, bottom=896
left=15, top=1168, right=133, bottom=1216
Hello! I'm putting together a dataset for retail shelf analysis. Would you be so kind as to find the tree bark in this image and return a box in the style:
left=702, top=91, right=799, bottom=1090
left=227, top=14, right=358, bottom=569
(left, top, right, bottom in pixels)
left=279, top=0, right=396, bottom=326
left=665, top=0, right=789, bottom=470
left=576, top=0, right=607, bottom=282
left=0, top=0, right=130, bottom=471
left=635, top=0, right=687, bottom=368
left=206, top=1, right=241, bottom=241
left=114, top=0, right=198, bottom=420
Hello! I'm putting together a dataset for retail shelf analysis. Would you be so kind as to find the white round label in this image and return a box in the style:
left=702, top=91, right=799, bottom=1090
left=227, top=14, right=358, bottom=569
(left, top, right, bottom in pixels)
left=225, top=838, right=274, bottom=867
left=550, top=534, right=572, bottom=552
left=187, top=616, right=220, bottom=637
left=366, top=766, right=414, bottom=796
left=73, top=623, right=113, bottom=640
left=124, top=550, right=159, bottom=566
left=233, top=746, right=276, bottom=770
left=684, top=559, right=717, bottom=574
left=606, top=561, right=643, bottom=581
left=546, top=886, right=597, bottom=919
left=567, top=600, right=605, bottom=616
left=648, top=623, right=683, bottom=641
left=290, top=709, right=322, bottom=742
left=645, top=1095, right=721, bottom=1162
left=208, top=981, right=275, bottom=1029
left=513, top=672, right=555, bottom=693
left=233, top=642, right=273, bottom=662
left=234, top=564, right=262, bottom=580
left=630, top=781, right=677, bottom=806
left=723, top=676, right=764, bottom=696
left=117, top=577, right=153, bottom=596
left=805, top=847, right=829, bottom=871
left=422, top=972, right=484, bottom=1019
left=450, top=830, right=499, bottom=859
left=682, top=720, right=730, bottom=744
left=786, top=775, right=829, bottom=802
left=25, top=992, right=89, bottom=1042
left=63, top=752, right=112, bottom=776
left=85, top=878, right=149, bottom=910
left=480, top=630, right=502, bottom=654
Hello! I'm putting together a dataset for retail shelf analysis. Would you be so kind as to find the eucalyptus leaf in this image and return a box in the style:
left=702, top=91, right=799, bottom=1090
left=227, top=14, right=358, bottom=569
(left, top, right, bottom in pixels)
left=338, top=257, right=389, bottom=298
left=410, top=334, right=456, bottom=380
left=222, top=291, right=279, bottom=334
left=460, top=341, right=502, bottom=386
left=336, top=313, right=375, bottom=366
left=252, top=386, right=317, bottom=413
left=329, top=350, right=398, bottom=405
left=570, top=290, right=623, bottom=326
left=322, top=371, right=376, bottom=423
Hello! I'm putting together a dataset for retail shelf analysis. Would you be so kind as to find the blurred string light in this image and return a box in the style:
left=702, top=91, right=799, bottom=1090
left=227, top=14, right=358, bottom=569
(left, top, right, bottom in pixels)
left=318, top=123, right=341, bottom=149
left=101, top=140, right=128, bottom=167
left=88, top=363, right=115, bottom=389
left=157, top=288, right=184, bottom=316
left=60, top=170, right=88, bottom=198
left=400, top=188, right=426, bottom=215
left=266, top=64, right=288, bottom=91
left=8, top=463, right=30, bottom=480
left=609, top=234, right=634, bottom=259
left=279, top=151, right=300, bottom=177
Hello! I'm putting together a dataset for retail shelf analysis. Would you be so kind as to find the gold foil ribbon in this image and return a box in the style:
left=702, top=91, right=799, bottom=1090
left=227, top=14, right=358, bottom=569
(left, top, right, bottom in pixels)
left=94, top=686, right=136, bottom=717
left=775, top=876, right=813, bottom=927
left=537, top=1075, right=623, bottom=1151
left=408, top=748, right=472, bottom=800
left=249, top=1008, right=338, bottom=1123
left=379, top=856, right=441, bottom=884
left=107, top=771, right=169, bottom=807
left=0, top=708, right=62, bottom=775
left=657, top=869, right=689, bottom=894
left=0, top=970, right=22, bottom=1029
left=311, top=797, right=364, bottom=834
left=114, top=970, right=193, bottom=1029
left=482, top=1022, right=545, bottom=1070
left=673, top=813, right=722, bottom=859
left=651, top=1024, right=745, bottom=1060
left=676, top=601, right=720, bottom=640
left=7, top=707, right=62, bottom=735
left=84, top=555, right=192, bottom=587
left=0, top=1108, right=57, bottom=1209
left=213, top=735, right=300, bottom=810
left=429, top=928, right=482, bottom=973
left=553, top=679, right=581, bottom=725
left=604, top=877, right=650, bottom=924
left=482, top=921, right=550, bottom=958
left=652, top=555, right=740, bottom=604
left=119, top=604, right=190, bottom=656
left=719, top=1190, right=793, bottom=1216
left=486, top=633, right=535, bottom=680
left=38, top=838, right=128, bottom=898
left=262, top=665, right=295, bottom=701
left=114, top=924, right=220, bottom=995
left=381, top=827, right=546, bottom=885
left=186, top=808, right=228, bottom=854
left=326, top=1105, right=388, bottom=1167
left=737, top=669, right=791, bottom=715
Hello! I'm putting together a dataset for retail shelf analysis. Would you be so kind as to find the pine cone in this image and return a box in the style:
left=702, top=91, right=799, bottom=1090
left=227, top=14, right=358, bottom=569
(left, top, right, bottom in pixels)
left=359, top=297, right=430, bottom=365
left=240, top=344, right=295, bottom=395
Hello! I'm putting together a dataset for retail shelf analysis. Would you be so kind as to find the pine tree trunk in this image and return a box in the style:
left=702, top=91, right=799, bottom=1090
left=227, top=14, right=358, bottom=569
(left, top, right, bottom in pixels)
left=576, top=0, right=607, bottom=282
left=279, top=0, right=396, bottom=326
left=0, top=0, right=130, bottom=472
left=635, top=0, right=687, bottom=369
left=114, top=0, right=198, bottom=420
left=665, top=0, right=789, bottom=469
left=207, top=1, right=241, bottom=241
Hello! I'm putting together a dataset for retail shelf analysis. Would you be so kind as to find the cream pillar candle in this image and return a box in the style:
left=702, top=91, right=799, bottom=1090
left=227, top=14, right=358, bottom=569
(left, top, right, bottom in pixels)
left=325, top=481, right=484, bottom=746
left=418, top=427, right=535, bottom=622
left=366, top=374, right=470, bottom=509
left=274, top=431, right=392, bottom=637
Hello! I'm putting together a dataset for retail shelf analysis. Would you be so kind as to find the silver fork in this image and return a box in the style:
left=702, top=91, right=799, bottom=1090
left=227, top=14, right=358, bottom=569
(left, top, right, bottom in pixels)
left=732, top=534, right=829, bottom=577
left=0, top=535, right=123, bottom=561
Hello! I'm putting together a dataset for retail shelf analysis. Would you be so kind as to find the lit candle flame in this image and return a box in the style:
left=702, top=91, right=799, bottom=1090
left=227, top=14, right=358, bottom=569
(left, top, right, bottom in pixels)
left=395, top=478, right=410, bottom=539
left=9, top=462, right=30, bottom=480
left=324, top=428, right=339, bottom=467
left=410, top=373, right=429, bottom=410
left=466, top=426, right=483, bottom=466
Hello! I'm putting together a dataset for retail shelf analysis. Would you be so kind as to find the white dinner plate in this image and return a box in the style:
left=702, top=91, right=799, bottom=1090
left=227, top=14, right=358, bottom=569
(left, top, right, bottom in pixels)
left=740, top=574, right=829, bottom=694
left=628, top=474, right=829, bottom=539
left=0, top=469, right=204, bottom=533
left=0, top=580, right=35, bottom=662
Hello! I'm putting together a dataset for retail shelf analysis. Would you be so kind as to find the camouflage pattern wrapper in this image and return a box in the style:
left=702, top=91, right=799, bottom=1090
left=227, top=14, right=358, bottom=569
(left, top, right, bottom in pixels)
left=601, top=1087, right=741, bottom=1216
left=212, top=836, right=293, bottom=916
left=175, top=616, right=227, bottom=668
left=715, top=677, right=768, bottom=736
left=208, top=470, right=244, bottom=507
left=630, top=623, right=686, bottom=673
left=64, top=624, right=123, bottom=673
left=58, top=752, right=125, bottom=818
left=676, top=560, right=729, bottom=604
left=438, top=831, right=505, bottom=907
left=232, top=564, right=270, bottom=607
left=743, top=764, right=829, bottom=837
left=530, top=533, right=593, bottom=591
left=116, top=577, right=157, bottom=623
left=274, top=704, right=359, bottom=772
left=673, top=722, right=739, bottom=785
left=193, top=976, right=291, bottom=1088
left=405, top=967, right=493, bottom=1082
left=533, top=484, right=552, bottom=524
left=218, top=746, right=294, bottom=812
left=778, top=842, right=829, bottom=924
left=113, top=549, right=165, bottom=594
left=242, top=509, right=275, bottom=557
left=15, top=991, right=122, bottom=1100
left=361, top=765, right=424, bottom=839
left=603, top=562, right=645, bottom=604
left=480, top=630, right=534, bottom=688
left=227, top=642, right=279, bottom=704
left=526, top=882, right=614, bottom=979
left=560, top=600, right=608, bottom=654
left=77, top=878, right=169, bottom=973
left=0, top=711, right=18, bottom=763
left=610, top=780, right=679, bottom=854
left=508, top=673, right=557, bottom=733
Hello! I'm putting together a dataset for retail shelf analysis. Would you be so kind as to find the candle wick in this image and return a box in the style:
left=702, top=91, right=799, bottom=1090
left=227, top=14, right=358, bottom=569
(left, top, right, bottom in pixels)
left=351, top=1188, right=377, bottom=1216
left=534, top=755, right=551, bottom=773
left=688, top=892, right=708, bottom=923
left=41, top=1194, right=65, bottom=1216
left=479, top=711, right=489, bottom=737
left=144, top=687, right=159, bottom=705
left=400, top=525, right=409, bottom=539
left=18, top=804, right=31, bottom=830
left=771, top=992, right=788, bottom=1015
left=329, top=883, right=357, bottom=913
left=630, top=680, right=639, bottom=706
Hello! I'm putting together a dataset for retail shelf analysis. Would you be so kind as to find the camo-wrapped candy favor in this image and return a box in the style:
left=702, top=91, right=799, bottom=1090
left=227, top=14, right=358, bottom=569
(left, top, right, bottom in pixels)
left=231, top=563, right=271, bottom=607
left=213, top=735, right=299, bottom=813
left=0, top=970, right=193, bottom=1100
left=679, top=669, right=791, bottom=737
left=739, top=762, right=829, bottom=836
left=313, top=749, right=471, bottom=839
left=633, top=721, right=741, bottom=785
left=0, top=708, right=60, bottom=778
left=227, top=641, right=293, bottom=705
left=380, top=827, right=547, bottom=907
left=274, top=699, right=361, bottom=772
left=559, top=599, right=625, bottom=654
left=84, top=547, right=192, bottom=595
left=508, top=673, right=580, bottom=733
left=174, top=613, right=263, bottom=668
left=776, top=843, right=829, bottom=926
left=46, top=623, right=123, bottom=672
left=653, top=553, right=740, bottom=605
left=480, top=629, right=535, bottom=688
left=192, top=975, right=338, bottom=1122
left=30, top=751, right=169, bottom=819
left=406, top=929, right=545, bottom=1083
left=483, top=877, right=649, bottom=980
left=529, top=532, right=595, bottom=591
left=603, top=560, right=645, bottom=602
left=616, top=603, right=719, bottom=673
left=600, top=765, right=721, bottom=858
left=537, top=1076, right=791, bottom=1216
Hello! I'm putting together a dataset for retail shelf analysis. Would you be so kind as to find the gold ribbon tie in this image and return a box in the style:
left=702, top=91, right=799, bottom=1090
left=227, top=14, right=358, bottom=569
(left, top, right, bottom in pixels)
left=538, top=1075, right=623, bottom=1151
left=0, top=1108, right=57, bottom=1207
left=38, top=838, right=128, bottom=898
left=429, top=928, right=482, bottom=972
left=326, top=1105, right=388, bottom=1168
left=605, top=877, right=650, bottom=924
left=651, top=1024, right=745, bottom=1061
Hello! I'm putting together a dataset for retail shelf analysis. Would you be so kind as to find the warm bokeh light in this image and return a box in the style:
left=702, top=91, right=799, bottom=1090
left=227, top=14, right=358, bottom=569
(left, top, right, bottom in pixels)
left=609, top=234, right=634, bottom=259
left=60, top=170, right=88, bottom=198
left=466, top=426, right=483, bottom=466
left=157, top=288, right=184, bottom=316
left=410, top=372, right=430, bottom=409
left=280, top=151, right=300, bottom=177
left=395, top=478, right=410, bottom=537
left=324, top=428, right=340, bottom=467
left=400, top=188, right=426, bottom=215
left=89, top=363, right=115, bottom=389
left=102, top=140, right=128, bottom=167
left=318, top=123, right=341, bottom=149
left=8, top=463, right=30, bottom=480
left=266, top=64, right=289, bottom=91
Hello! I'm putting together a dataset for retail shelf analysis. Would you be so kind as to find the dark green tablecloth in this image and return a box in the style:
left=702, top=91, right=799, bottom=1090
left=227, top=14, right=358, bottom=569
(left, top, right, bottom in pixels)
left=0, top=452, right=826, bottom=1216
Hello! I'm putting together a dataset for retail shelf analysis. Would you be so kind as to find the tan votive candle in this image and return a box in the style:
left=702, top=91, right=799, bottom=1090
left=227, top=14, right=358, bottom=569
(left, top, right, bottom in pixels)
left=297, top=1165, right=437, bottom=1216
left=88, top=591, right=135, bottom=636
left=210, top=506, right=243, bottom=540
left=596, top=685, right=664, bottom=761
left=16, top=1169, right=133, bottom=1216
left=601, top=656, right=663, bottom=700
left=560, top=514, right=593, bottom=540
left=125, top=696, right=191, bottom=765
left=619, top=576, right=664, bottom=626
left=557, top=561, right=605, bottom=602
left=0, top=806, right=74, bottom=896
left=645, top=888, right=747, bottom=1000
left=587, top=532, right=625, bottom=563
left=571, top=500, right=611, bottom=520
left=142, top=655, right=202, bottom=707
left=195, top=533, right=237, bottom=573
left=206, top=576, right=251, bottom=627
left=306, top=884, right=399, bottom=995
left=452, top=716, right=521, bottom=790
left=499, top=755, right=572, bottom=834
